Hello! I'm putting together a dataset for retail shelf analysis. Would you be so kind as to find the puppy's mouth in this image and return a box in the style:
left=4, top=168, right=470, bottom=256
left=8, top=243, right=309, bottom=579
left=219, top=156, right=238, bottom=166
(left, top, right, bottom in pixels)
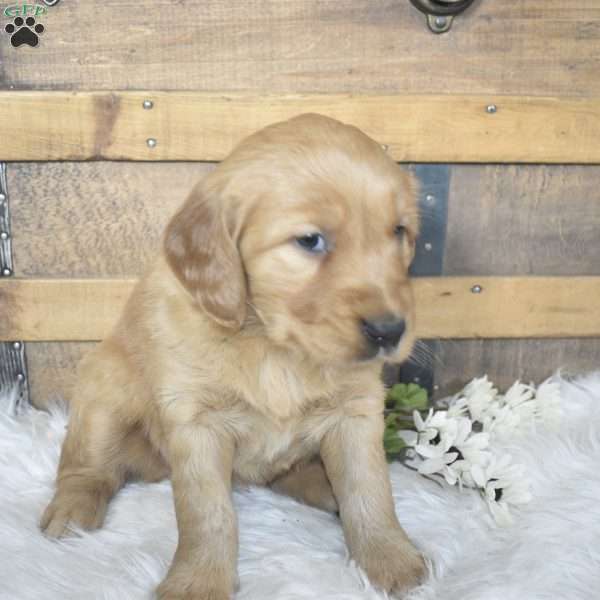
left=357, top=343, right=399, bottom=362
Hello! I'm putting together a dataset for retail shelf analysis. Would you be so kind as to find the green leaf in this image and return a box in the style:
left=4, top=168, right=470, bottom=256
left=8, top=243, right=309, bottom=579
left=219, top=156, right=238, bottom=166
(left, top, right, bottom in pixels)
left=386, top=383, right=428, bottom=411
left=384, top=382, right=428, bottom=459
left=385, top=413, right=399, bottom=427
left=383, top=432, right=406, bottom=454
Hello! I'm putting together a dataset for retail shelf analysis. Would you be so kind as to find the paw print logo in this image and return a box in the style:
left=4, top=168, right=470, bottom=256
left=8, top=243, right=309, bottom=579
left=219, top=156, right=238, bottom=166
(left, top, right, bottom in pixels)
left=4, top=16, right=45, bottom=48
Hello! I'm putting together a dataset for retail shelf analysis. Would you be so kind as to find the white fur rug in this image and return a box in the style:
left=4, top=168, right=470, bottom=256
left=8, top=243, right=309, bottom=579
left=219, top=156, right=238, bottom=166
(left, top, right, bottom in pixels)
left=1, top=374, right=600, bottom=600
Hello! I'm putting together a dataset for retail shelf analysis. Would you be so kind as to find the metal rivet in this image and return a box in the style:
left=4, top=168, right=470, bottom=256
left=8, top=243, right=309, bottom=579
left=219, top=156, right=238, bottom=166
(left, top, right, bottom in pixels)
left=142, top=99, right=154, bottom=110
left=13, top=342, right=21, bottom=350
left=486, top=104, right=497, bottom=114
left=471, top=284, right=483, bottom=294
left=0, top=231, right=8, bottom=240
left=433, top=384, right=440, bottom=391
left=434, top=16, right=447, bottom=28
left=380, top=143, right=389, bottom=152
left=425, top=194, right=435, bottom=206
left=424, top=242, right=433, bottom=252
left=2, top=267, right=11, bottom=276
left=146, top=138, right=157, bottom=148
left=16, top=373, right=24, bottom=382
left=413, top=376, right=421, bottom=383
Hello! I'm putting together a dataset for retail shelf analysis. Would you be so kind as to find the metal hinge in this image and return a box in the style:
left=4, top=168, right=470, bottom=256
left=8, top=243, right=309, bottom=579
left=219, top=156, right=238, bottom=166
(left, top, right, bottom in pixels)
left=0, top=162, right=29, bottom=407
left=410, top=0, right=477, bottom=34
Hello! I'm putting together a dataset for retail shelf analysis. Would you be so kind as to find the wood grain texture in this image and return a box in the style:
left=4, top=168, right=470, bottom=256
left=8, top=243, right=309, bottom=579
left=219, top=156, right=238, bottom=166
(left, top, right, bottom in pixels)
left=9, top=161, right=598, bottom=403
left=8, top=162, right=213, bottom=277
left=436, top=164, right=600, bottom=394
left=9, top=163, right=600, bottom=279
left=26, top=342, right=91, bottom=409
left=444, top=165, right=600, bottom=275
left=1, top=91, right=600, bottom=163
left=415, top=277, right=600, bottom=339
left=434, top=338, right=600, bottom=397
left=1, top=1, right=599, bottom=97
left=2, top=277, right=599, bottom=342
left=2, top=0, right=599, bottom=404
left=0, top=279, right=136, bottom=341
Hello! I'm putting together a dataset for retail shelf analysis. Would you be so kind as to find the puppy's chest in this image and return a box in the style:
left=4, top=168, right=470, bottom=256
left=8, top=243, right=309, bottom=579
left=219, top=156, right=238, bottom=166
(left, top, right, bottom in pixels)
left=225, top=350, right=339, bottom=484
left=231, top=410, right=326, bottom=485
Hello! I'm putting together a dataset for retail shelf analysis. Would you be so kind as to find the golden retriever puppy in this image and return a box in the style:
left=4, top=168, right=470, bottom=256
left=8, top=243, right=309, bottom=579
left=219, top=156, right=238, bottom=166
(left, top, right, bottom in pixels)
left=40, top=113, right=425, bottom=599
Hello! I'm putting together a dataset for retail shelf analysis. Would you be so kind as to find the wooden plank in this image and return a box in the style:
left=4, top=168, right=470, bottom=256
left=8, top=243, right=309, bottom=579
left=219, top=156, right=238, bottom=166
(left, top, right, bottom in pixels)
left=10, top=163, right=600, bottom=401
left=1, top=277, right=599, bottom=342
left=2, top=1, right=599, bottom=98
left=445, top=165, right=600, bottom=276
left=416, top=277, right=600, bottom=339
left=434, top=338, right=600, bottom=398
left=0, top=279, right=136, bottom=341
left=433, top=162, right=600, bottom=397
left=1, top=92, right=600, bottom=163
left=8, top=162, right=212, bottom=277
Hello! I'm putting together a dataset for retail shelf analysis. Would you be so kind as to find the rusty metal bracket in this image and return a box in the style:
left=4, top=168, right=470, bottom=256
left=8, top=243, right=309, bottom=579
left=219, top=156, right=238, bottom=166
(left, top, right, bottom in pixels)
left=0, top=163, right=29, bottom=407
left=410, top=0, right=477, bottom=34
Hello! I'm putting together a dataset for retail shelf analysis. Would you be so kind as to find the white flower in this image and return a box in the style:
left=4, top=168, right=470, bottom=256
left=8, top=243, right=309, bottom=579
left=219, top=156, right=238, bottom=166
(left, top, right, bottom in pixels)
left=503, top=380, right=536, bottom=424
left=410, top=409, right=466, bottom=484
left=410, top=409, right=490, bottom=486
left=399, top=376, right=555, bottom=527
left=417, top=447, right=463, bottom=485
left=481, top=381, right=538, bottom=440
left=482, top=404, right=518, bottom=438
left=471, top=454, right=532, bottom=526
left=416, top=409, right=472, bottom=445
left=450, top=432, right=491, bottom=488
left=534, top=379, right=562, bottom=430
left=398, top=429, right=418, bottom=446
left=502, top=381, right=535, bottom=409
left=447, top=376, right=498, bottom=423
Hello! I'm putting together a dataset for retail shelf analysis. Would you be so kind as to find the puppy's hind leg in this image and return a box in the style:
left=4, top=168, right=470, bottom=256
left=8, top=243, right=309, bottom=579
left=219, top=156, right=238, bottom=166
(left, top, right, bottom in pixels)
left=270, top=458, right=338, bottom=513
left=41, top=343, right=160, bottom=537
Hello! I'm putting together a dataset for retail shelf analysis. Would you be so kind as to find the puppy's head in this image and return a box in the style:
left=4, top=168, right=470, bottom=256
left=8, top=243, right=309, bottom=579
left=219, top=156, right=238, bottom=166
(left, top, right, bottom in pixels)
left=164, top=114, right=419, bottom=365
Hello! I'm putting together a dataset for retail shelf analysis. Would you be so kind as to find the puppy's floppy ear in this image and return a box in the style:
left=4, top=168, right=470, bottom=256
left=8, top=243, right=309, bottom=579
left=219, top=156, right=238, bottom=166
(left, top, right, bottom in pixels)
left=164, top=184, right=247, bottom=329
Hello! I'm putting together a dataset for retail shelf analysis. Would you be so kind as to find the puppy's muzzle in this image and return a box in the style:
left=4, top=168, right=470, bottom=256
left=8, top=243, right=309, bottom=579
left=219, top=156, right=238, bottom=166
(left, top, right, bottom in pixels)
left=361, top=315, right=407, bottom=353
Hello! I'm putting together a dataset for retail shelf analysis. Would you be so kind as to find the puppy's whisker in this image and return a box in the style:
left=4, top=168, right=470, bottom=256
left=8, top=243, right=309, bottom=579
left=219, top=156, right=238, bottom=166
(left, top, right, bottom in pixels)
left=406, top=340, right=443, bottom=369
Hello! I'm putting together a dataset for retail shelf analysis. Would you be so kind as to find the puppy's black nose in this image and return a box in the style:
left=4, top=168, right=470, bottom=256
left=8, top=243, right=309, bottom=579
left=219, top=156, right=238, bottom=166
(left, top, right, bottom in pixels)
left=361, top=316, right=406, bottom=350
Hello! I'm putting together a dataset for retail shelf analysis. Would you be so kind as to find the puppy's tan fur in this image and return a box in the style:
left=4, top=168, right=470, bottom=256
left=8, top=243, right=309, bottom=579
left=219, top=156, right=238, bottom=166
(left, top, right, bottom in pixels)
left=41, top=114, right=425, bottom=599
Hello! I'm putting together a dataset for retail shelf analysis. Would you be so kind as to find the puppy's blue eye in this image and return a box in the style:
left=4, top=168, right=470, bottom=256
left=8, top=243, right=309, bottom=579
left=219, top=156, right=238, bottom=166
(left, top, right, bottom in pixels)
left=296, top=233, right=328, bottom=254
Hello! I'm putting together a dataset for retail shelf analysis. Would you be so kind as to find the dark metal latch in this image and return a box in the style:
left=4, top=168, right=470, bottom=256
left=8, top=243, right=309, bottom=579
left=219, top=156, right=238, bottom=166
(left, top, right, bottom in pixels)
left=410, top=0, right=477, bottom=34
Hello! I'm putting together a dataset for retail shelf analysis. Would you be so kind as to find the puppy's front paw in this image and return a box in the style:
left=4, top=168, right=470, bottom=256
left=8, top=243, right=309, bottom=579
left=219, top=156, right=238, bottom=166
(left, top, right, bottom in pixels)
left=356, top=534, right=426, bottom=596
left=157, top=565, right=233, bottom=600
left=40, top=490, right=109, bottom=538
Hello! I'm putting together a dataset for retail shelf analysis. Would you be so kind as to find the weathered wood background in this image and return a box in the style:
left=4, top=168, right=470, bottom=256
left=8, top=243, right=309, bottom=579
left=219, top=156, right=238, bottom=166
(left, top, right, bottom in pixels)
left=1, top=0, right=599, bottom=405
